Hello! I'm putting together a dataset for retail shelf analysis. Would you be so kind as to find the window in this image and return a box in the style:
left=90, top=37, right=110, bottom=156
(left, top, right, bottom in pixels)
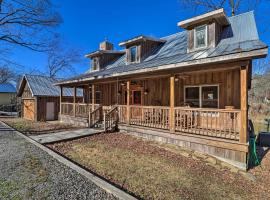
left=90, top=91, right=102, bottom=104
left=194, top=25, right=207, bottom=49
left=185, top=87, right=200, bottom=107
left=130, top=46, right=137, bottom=63
left=92, top=57, right=99, bottom=71
left=185, top=85, right=218, bottom=108
left=201, top=86, right=218, bottom=108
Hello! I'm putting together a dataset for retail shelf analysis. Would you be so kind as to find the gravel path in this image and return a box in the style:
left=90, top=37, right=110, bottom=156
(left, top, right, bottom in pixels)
left=0, top=122, right=117, bottom=200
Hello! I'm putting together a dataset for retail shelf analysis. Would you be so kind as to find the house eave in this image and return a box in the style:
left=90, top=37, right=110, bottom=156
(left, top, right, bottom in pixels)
left=85, top=50, right=125, bottom=58
left=55, top=47, right=268, bottom=86
left=178, top=8, right=230, bottom=29
left=119, top=36, right=166, bottom=47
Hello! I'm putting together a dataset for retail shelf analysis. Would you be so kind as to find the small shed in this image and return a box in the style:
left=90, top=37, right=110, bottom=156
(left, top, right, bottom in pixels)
left=17, top=74, right=82, bottom=121
left=0, top=83, right=16, bottom=106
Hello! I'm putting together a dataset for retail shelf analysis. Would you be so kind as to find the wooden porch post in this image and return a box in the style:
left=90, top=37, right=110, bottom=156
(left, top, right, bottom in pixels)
left=60, top=86, right=63, bottom=115
left=240, top=65, right=248, bottom=143
left=92, top=84, right=95, bottom=111
left=170, top=76, right=175, bottom=132
left=127, top=80, right=131, bottom=125
left=73, top=86, right=76, bottom=117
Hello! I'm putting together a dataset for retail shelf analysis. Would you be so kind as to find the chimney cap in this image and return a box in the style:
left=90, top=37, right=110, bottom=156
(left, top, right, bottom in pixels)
left=100, top=40, right=114, bottom=50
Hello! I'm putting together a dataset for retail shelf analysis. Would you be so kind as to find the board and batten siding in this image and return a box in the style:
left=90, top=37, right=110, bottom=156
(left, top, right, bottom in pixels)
left=89, top=67, right=240, bottom=109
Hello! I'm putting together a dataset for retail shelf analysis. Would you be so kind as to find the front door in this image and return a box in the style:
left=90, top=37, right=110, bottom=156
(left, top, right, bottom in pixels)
left=46, top=102, right=55, bottom=121
left=132, top=90, right=142, bottom=105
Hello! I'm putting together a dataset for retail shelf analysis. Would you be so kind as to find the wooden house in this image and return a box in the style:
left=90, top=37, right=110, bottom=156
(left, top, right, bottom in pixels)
left=0, top=83, right=16, bottom=106
left=17, top=74, right=83, bottom=121
left=56, top=9, right=268, bottom=169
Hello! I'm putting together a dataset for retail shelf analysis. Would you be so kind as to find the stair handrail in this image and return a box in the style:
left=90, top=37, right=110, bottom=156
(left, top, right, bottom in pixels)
left=89, top=105, right=102, bottom=127
left=104, top=106, right=119, bottom=132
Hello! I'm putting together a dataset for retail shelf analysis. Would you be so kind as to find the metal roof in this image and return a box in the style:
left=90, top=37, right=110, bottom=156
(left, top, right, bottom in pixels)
left=58, top=11, right=268, bottom=85
left=0, top=83, right=16, bottom=93
left=20, top=74, right=83, bottom=97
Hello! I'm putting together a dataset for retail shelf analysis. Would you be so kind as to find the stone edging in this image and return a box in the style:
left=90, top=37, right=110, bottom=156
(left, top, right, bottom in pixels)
left=1, top=122, right=137, bottom=200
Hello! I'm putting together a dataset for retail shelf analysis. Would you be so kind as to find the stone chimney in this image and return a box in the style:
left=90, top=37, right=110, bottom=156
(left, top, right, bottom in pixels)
left=100, top=40, right=113, bottom=51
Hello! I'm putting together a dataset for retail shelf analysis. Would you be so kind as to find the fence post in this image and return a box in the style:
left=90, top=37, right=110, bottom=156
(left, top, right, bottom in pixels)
left=170, top=76, right=175, bottom=133
left=240, top=65, right=248, bottom=143
left=126, top=80, right=131, bottom=125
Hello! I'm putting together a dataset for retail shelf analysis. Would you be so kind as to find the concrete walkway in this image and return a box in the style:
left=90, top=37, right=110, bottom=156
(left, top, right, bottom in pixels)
left=30, top=128, right=103, bottom=144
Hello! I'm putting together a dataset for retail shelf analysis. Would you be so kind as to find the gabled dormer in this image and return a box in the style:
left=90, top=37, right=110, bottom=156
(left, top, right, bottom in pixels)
left=119, top=36, right=166, bottom=64
left=85, top=41, right=125, bottom=71
left=178, top=8, right=230, bottom=52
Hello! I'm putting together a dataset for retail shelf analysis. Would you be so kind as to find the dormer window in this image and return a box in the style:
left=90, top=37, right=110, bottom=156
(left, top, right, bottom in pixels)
left=130, top=46, right=137, bottom=63
left=195, top=25, right=207, bottom=49
left=92, top=57, right=99, bottom=71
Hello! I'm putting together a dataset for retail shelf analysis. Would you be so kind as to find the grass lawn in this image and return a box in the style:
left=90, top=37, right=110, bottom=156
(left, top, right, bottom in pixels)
left=48, top=133, right=270, bottom=200
left=0, top=117, right=80, bottom=135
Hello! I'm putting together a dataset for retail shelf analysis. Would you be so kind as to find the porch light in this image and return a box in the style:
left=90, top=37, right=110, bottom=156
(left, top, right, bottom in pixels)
left=175, top=77, right=179, bottom=82
left=120, top=83, right=125, bottom=86
left=144, top=89, right=149, bottom=95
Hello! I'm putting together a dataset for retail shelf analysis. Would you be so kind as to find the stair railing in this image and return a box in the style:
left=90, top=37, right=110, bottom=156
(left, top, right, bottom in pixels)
left=104, top=106, right=119, bottom=132
left=89, top=105, right=103, bottom=127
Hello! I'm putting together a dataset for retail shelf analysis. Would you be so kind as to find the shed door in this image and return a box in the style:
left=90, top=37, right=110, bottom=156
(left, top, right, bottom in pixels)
left=46, top=102, right=55, bottom=121
left=23, top=99, right=35, bottom=120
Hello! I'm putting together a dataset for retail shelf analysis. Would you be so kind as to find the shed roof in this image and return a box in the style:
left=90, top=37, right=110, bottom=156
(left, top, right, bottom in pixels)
left=18, top=74, right=83, bottom=97
left=57, top=11, right=268, bottom=85
left=0, top=83, right=16, bottom=93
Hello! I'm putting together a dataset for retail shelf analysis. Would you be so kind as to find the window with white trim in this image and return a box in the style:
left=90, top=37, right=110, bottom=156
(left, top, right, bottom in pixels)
left=185, top=85, right=218, bottom=108
left=194, top=25, right=207, bottom=49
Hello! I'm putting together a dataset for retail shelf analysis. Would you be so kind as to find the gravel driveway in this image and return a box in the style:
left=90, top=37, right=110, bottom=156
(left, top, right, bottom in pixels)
left=0, top=122, right=117, bottom=200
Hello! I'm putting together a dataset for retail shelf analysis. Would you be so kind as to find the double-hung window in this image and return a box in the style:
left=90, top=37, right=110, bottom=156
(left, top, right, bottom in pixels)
left=194, top=25, right=207, bottom=49
left=92, top=57, right=99, bottom=71
left=130, top=46, right=137, bottom=63
left=185, top=85, right=218, bottom=108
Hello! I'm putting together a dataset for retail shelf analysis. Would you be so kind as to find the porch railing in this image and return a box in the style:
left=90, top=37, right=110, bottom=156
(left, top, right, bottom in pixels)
left=61, top=103, right=74, bottom=116
left=60, top=103, right=241, bottom=141
left=104, top=106, right=119, bottom=132
left=174, top=107, right=241, bottom=140
left=130, top=105, right=170, bottom=130
left=75, top=103, right=91, bottom=118
left=89, top=106, right=103, bottom=127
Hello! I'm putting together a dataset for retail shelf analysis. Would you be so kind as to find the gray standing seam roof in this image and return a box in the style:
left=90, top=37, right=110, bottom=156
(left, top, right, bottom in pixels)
left=24, top=75, right=83, bottom=97
left=59, top=11, right=267, bottom=84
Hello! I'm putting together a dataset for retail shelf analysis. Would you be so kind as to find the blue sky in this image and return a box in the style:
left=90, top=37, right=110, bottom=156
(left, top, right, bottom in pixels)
left=12, top=0, right=270, bottom=77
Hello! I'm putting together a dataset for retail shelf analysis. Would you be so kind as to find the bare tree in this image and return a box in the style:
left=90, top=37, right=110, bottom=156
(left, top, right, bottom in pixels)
left=46, top=36, right=83, bottom=78
left=178, top=0, right=263, bottom=16
left=0, top=66, right=15, bottom=83
left=0, top=0, right=61, bottom=52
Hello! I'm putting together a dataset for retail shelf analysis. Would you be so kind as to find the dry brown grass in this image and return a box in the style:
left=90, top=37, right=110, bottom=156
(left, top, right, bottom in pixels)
left=49, top=133, right=270, bottom=200
left=0, top=117, right=80, bottom=135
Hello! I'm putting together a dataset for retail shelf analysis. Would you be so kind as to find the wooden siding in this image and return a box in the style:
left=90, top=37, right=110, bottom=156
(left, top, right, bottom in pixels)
left=87, top=68, right=240, bottom=109
left=21, top=82, right=32, bottom=99
left=23, top=99, right=35, bottom=120
left=126, top=40, right=162, bottom=63
left=36, top=97, right=59, bottom=121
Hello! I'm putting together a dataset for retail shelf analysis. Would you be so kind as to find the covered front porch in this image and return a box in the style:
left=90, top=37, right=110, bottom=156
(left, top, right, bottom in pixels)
left=59, top=62, right=249, bottom=144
